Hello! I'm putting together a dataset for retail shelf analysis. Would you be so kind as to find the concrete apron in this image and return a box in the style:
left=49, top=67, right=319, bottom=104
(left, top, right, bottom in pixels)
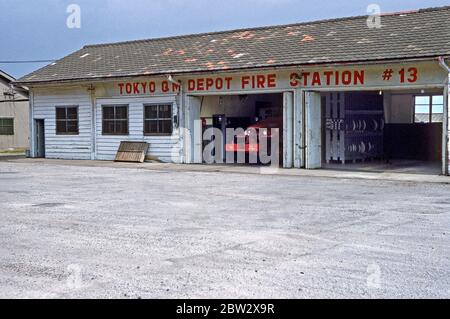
left=4, top=158, right=450, bottom=185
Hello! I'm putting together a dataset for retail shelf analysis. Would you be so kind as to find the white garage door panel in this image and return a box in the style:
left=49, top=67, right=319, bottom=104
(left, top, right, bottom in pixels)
left=305, top=92, right=322, bottom=169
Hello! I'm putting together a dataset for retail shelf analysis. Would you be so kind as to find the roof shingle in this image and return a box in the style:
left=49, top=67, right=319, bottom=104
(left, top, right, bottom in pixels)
left=17, top=6, right=450, bottom=84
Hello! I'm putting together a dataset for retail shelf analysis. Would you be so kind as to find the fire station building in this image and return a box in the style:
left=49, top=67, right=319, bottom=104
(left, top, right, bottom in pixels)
left=15, top=6, right=450, bottom=175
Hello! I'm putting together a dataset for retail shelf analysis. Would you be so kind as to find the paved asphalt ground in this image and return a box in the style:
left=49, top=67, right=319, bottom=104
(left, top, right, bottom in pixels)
left=0, top=160, right=449, bottom=299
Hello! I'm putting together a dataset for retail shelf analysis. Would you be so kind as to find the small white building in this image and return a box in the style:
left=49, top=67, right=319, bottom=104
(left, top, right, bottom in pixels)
left=0, top=70, right=29, bottom=151
left=15, top=6, right=450, bottom=175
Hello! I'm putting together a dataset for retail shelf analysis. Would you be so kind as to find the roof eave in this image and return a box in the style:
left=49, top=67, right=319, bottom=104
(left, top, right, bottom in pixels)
left=15, top=55, right=450, bottom=88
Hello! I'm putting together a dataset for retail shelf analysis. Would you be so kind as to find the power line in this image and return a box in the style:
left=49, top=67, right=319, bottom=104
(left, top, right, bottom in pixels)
left=0, top=60, right=56, bottom=64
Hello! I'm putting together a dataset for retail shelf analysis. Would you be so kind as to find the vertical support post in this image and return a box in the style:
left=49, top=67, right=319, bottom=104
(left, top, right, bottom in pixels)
left=89, top=85, right=96, bottom=160
left=184, top=96, right=192, bottom=164
left=283, top=91, right=294, bottom=168
left=443, top=74, right=449, bottom=175
left=28, top=91, right=35, bottom=158
left=193, top=119, right=203, bottom=164
left=178, top=86, right=185, bottom=164
left=184, top=96, right=202, bottom=164
left=305, top=91, right=322, bottom=169
left=331, top=93, right=338, bottom=161
left=294, top=89, right=304, bottom=168
left=324, top=93, right=331, bottom=164
left=338, top=93, right=345, bottom=164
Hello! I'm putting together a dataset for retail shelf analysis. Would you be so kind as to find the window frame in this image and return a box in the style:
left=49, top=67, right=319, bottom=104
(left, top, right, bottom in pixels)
left=102, top=105, right=129, bottom=136
left=0, top=117, right=14, bottom=136
left=143, top=103, right=173, bottom=136
left=431, top=95, right=444, bottom=123
left=55, top=106, right=79, bottom=135
left=413, top=95, right=444, bottom=124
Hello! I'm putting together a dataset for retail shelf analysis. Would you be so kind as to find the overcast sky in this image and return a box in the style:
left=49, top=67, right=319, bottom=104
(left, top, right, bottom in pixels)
left=1, top=0, right=449, bottom=78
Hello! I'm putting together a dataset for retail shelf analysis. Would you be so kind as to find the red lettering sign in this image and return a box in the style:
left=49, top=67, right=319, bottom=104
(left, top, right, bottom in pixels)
left=126, top=83, right=132, bottom=94
left=301, top=72, right=310, bottom=86
left=117, top=69, right=370, bottom=95
left=216, top=78, right=223, bottom=90
left=225, top=77, right=232, bottom=90
left=354, top=70, right=365, bottom=85
left=133, top=83, right=140, bottom=94
left=242, top=74, right=277, bottom=89
left=324, top=71, right=333, bottom=86
left=186, top=77, right=234, bottom=92
left=149, top=82, right=156, bottom=93
left=288, top=70, right=366, bottom=87
left=241, top=76, right=250, bottom=89
left=205, top=78, right=214, bottom=90
left=290, top=73, right=299, bottom=87
left=342, top=71, right=352, bottom=85
left=140, top=82, right=147, bottom=94
left=161, top=81, right=169, bottom=92
left=267, top=74, right=276, bottom=88
left=118, top=83, right=125, bottom=95
left=311, top=72, right=321, bottom=86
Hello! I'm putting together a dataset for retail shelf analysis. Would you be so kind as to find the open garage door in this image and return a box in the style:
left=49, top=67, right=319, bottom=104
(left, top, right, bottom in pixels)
left=198, top=93, right=284, bottom=166
left=321, top=90, right=445, bottom=175
left=283, top=92, right=294, bottom=168
left=185, top=95, right=202, bottom=164
left=305, top=92, right=322, bottom=169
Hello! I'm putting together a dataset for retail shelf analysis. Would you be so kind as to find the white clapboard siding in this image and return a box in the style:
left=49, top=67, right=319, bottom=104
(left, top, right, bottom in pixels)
left=32, top=89, right=181, bottom=162
left=33, top=87, right=92, bottom=160
left=95, top=98, right=181, bottom=162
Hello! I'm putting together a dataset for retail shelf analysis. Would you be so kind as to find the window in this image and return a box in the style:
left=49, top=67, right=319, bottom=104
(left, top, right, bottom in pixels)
left=0, top=118, right=14, bottom=135
left=414, top=95, right=444, bottom=123
left=102, top=105, right=129, bottom=135
left=431, top=96, right=444, bottom=122
left=56, top=106, right=79, bottom=135
left=144, top=104, right=173, bottom=135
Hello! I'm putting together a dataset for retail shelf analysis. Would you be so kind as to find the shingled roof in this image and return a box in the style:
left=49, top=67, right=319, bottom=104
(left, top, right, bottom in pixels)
left=17, top=6, right=450, bottom=85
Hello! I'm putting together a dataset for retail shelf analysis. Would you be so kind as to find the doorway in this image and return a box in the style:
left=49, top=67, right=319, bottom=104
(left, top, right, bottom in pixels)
left=305, top=90, right=444, bottom=175
left=197, top=93, right=285, bottom=166
left=35, top=119, right=45, bottom=158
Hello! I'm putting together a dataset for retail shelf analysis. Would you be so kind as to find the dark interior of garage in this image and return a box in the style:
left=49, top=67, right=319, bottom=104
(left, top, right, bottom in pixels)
left=321, top=91, right=444, bottom=174
left=384, top=123, right=442, bottom=161
left=200, top=93, right=283, bottom=165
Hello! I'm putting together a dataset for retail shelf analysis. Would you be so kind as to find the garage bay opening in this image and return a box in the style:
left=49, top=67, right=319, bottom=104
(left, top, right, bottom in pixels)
left=199, top=93, right=284, bottom=166
left=317, top=90, right=444, bottom=175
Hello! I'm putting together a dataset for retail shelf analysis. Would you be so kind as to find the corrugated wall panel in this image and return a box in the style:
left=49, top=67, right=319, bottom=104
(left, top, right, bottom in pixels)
left=32, top=89, right=182, bottom=162
left=95, top=100, right=181, bottom=162
left=33, top=87, right=93, bottom=160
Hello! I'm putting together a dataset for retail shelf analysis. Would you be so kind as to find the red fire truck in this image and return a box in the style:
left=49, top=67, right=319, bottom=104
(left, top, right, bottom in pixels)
left=225, top=116, right=283, bottom=163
